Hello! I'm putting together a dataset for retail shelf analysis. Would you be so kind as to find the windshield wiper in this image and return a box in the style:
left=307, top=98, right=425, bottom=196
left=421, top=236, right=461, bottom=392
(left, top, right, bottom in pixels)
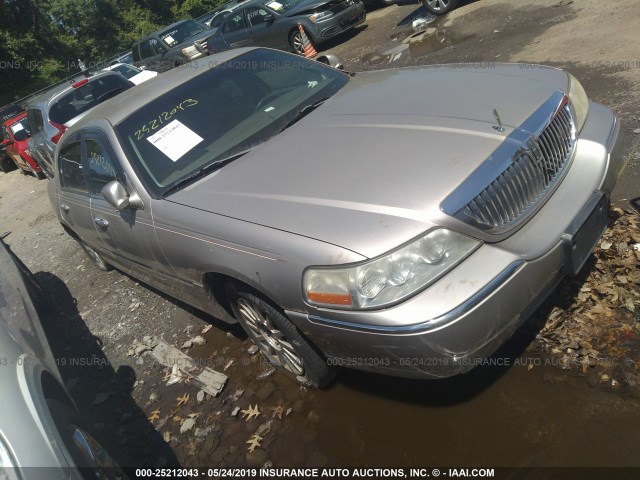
left=162, top=149, right=251, bottom=197
left=279, top=97, right=329, bottom=133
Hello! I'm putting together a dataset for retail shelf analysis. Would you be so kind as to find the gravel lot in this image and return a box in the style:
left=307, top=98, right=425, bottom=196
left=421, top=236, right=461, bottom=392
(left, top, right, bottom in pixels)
left=1, top=0, right=639, bottom=470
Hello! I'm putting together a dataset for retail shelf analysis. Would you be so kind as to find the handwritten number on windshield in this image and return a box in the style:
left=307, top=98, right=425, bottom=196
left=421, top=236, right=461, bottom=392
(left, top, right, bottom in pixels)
left=134, top=99, right=198, bottom=140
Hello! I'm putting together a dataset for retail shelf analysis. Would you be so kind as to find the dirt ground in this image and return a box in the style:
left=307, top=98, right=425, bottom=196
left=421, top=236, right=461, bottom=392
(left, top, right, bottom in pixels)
left=1, top=0, right=640, bottom=471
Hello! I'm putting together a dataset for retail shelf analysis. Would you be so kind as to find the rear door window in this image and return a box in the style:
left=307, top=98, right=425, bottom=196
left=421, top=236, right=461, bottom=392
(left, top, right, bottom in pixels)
left=27, top=108, right=44, bottom=135
left=139, top=39, right=159, bottom=59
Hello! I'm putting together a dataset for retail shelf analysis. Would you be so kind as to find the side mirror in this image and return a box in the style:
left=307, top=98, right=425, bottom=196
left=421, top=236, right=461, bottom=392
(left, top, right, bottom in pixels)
left=264, top=13, right=275, bottom=23
left=316, top=54, right=344, bottom=70
left=102, top=181, right=144, bottom=210
left=102, top=181, right=130, bottom=211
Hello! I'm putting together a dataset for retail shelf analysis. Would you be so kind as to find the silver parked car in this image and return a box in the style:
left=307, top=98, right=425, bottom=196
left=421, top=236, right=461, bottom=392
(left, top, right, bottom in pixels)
left=48, top=48, right=626, bottom=387
left=26, top=71, right=134, bottom=178
left=0, top=238, right=124, bottom=479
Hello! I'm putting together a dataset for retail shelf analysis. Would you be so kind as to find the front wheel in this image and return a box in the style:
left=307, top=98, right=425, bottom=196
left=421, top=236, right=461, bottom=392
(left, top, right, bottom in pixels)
left=227, top=285, right=335, bottom=387
left=289, top=28, right=313, bottom=56
left=422, top=0, right=459, bottom=15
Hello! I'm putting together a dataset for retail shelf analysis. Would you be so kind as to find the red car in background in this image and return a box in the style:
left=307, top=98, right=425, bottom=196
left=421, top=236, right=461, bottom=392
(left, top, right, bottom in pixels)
left=2, top=113, right=44, bottom=178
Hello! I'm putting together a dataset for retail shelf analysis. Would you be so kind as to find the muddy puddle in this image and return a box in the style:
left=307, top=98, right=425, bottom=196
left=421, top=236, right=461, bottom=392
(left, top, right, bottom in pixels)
left=130, top=322, right=640, bottom=469
left=364, top=17, right=473, bottom=65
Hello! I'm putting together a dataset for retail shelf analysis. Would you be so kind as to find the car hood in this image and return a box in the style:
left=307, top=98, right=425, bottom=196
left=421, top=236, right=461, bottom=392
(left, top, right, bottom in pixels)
left=167, top=64, right=569, bottom=258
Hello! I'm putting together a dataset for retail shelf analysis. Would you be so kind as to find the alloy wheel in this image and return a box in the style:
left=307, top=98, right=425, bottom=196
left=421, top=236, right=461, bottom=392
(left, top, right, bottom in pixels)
left=291, top=32, right=305, bottom=55
left=236, top=297, right=305, bottom=376
left=426, top=0, right=451, bottom=11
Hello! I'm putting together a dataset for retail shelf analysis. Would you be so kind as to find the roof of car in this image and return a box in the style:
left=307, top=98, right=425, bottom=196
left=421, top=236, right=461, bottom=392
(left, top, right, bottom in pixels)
left=2, top=111, right=27, bottom=127
left=135, top=19, right=200, bottom=42
left=66, top=47, right=257, bottom=129
left=25, top=71, right=125, bottom=110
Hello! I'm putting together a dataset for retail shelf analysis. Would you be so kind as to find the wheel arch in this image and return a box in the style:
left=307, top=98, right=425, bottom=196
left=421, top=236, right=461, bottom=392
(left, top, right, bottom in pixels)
left=202, top=270, right=282, bottom=323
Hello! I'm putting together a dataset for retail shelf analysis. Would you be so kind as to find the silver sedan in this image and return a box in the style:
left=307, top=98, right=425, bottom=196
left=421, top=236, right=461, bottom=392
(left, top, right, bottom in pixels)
left=48, top=47, right=626, bottom=387
left=0, top=239, right=125, bottom=478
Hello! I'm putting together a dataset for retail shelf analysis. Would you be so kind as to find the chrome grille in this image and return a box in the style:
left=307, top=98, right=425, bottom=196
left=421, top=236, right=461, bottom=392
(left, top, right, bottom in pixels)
left=458, top=98, right=576, bottom=231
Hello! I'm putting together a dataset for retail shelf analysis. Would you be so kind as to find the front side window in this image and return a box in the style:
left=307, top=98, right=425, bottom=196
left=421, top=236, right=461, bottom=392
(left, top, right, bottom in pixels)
left=246, top=7, right=271, bottom=26
left=86, top=138, right=124, bottom=195
left=223, top=12, right=246, bottom=32
left=115, top=49, right=348, bottom=197
left=59, top=141, right=88, bottom=193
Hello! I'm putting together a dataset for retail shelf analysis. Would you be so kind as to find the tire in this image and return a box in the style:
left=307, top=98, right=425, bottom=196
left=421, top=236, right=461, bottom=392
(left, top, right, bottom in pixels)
left=76, top=237, right=112, bottom=271
left=46, top=399, right=126, bottom=479
left=227, top=284, right=335, bottom=388
left=422, top=0, right=459, bottom=15
left=36, top=171, right=47, bottom=180
left=289, top=28, right=313, bottom=56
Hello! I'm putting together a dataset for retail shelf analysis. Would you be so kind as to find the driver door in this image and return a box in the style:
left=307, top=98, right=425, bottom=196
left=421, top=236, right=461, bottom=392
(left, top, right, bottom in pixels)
left=221, top=11, right=253, bottom=48
left=244, top=5, right=284, bottom=49
left=83, top=130, right=172, bottom=285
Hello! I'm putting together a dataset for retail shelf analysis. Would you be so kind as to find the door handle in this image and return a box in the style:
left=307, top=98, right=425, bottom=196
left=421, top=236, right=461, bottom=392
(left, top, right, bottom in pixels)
left=59, top=204, right=69, bottom=214
left=94, top=217, right=109, bottom=228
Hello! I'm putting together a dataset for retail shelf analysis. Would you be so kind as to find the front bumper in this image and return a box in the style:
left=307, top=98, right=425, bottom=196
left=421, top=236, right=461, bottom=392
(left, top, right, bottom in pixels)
left=287, top=101, right=627, bottom=379
left=309, top=2, right=366, bottom=43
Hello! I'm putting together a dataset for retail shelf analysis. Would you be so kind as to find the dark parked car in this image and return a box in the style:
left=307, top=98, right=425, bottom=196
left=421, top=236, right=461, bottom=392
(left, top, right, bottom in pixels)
left=2, top=112, right=44, bottom=178
left=0, top=237, right=125, bottom=478
left=205, top=0, right=366, bottom=55
left=197, top=0, right=250, bottom=26
left=131, top=19, right=216, bottom=72
left=26, top=71, right=133, bottom=178
left=48, top=47, right=625, bottom=387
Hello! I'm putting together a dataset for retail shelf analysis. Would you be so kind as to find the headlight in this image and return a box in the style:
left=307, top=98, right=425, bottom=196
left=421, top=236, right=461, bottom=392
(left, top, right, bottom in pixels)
left=303, top=229, right=481, bottom=310
left=567, top=73, right=589, bottom=133
left=310, top=11, right=334, bottom=22
left=0, top=434, right=22, bottom=480
left=181, top=45, right=200, bottom=57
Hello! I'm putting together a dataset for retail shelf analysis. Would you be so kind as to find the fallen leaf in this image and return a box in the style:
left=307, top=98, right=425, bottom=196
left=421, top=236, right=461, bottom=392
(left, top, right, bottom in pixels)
left=148, top=409, right=161, bottom=422
left=246, top=434, right=263, bottom=453
left=271, top=404, right=286, bottom=420
left=176, top=393, right=190, bottom=408
left=241, top=404, right=260, bottom=421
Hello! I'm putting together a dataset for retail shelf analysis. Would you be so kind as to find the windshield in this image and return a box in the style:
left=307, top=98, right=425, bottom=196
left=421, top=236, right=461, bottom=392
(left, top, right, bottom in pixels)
left=115, top=49, right=348, bottom=197
left=112, top=64, right=141, bottom=79
left=159, top=20, right=208, bottom=47
left=10, top=117, right=30, bottom=136
left=263, top=0, right=306, bottom=13
left=50, top=75, right=133, bottom=125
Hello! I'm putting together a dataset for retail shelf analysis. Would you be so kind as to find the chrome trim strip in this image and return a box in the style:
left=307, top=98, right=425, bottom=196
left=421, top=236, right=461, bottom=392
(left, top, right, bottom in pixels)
left=308, top=260, right=525, bottom=334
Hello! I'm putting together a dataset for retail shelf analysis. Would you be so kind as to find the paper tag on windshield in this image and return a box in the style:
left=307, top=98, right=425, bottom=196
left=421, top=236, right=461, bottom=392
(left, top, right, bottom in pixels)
left=12, top=123, right=24, bottom=133
left=147, top=120, right=203, bottom=162
left=164, top=35, right=176, bottom=46
left=267, top=1, right=283, bottom=10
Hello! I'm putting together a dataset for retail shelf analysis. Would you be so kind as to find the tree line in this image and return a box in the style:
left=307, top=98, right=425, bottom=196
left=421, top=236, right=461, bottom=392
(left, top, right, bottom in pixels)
left=0, top=0, right=220, bottom=105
